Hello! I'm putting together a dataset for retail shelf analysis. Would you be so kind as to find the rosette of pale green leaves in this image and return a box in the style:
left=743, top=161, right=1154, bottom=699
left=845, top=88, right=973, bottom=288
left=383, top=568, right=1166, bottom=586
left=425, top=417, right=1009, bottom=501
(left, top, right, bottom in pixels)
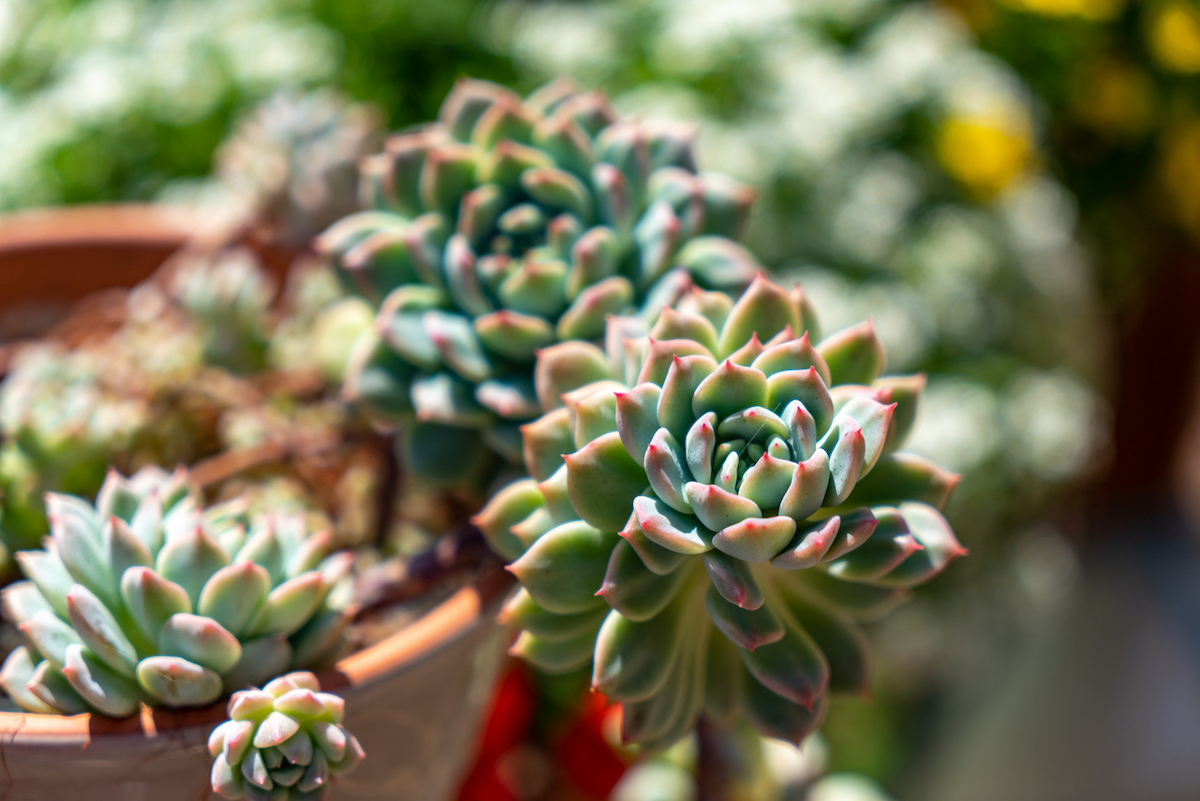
left=209, top=671, right=364, bottom=801
left=318, top=77, right=760, bottom=482
left=475, top=276, right=965, bottom=748
left=0, top=468, right=351, bottom=717
left=217, top=89, right=383, bottom=247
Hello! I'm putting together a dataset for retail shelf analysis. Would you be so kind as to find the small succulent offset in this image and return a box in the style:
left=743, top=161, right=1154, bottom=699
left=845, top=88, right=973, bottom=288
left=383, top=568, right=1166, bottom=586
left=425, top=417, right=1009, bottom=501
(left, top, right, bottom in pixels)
left=209, top=671, right=364, bottom=801
left=475, top=276, right=965, bottom=748
left=0, top=467, right=350, bottom=717
left=318, top=77, right=760, bottom=481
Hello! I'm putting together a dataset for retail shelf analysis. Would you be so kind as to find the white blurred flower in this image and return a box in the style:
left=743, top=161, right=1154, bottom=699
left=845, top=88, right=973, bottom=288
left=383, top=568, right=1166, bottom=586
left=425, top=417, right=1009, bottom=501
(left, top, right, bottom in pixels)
left=1004, top=370, right=1107, bottom=481
left=906, top=379, right=1003, bottom=474
left=809, top=772, right=898, bottom=801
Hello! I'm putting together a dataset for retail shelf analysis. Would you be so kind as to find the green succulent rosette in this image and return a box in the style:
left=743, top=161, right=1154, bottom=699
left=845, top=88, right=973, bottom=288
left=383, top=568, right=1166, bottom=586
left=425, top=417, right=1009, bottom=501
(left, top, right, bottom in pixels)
left=475, top=276, right=965, bottom=748
left=209, top=671, right=364, bottom=801
left=0, top=468, right=351, bottom=717
left=317, top=77, right=760, bottom=482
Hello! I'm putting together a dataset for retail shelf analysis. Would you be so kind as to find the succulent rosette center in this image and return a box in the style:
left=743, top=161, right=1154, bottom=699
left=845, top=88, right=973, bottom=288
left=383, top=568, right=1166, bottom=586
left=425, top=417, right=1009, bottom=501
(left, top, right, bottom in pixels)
left=475, top=276, right=966, bottom=749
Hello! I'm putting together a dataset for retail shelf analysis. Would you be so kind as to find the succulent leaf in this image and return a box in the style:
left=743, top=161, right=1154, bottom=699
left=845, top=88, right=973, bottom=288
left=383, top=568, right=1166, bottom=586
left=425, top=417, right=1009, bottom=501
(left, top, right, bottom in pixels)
left=5, top=469, right=347, bottom=717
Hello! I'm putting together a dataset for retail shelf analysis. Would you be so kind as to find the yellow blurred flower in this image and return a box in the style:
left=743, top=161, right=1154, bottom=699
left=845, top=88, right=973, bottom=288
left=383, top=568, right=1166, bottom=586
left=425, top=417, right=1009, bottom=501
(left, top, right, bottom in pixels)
left=1148, top=1, right=1200, bottom=73
left=995, top=0, right=1124, bottom=21
left=1073, top=60, right=1156, bottom=140
left=1160, top=119, right=1200, bottom=240
left=937, top=115, right=1034, bottom=199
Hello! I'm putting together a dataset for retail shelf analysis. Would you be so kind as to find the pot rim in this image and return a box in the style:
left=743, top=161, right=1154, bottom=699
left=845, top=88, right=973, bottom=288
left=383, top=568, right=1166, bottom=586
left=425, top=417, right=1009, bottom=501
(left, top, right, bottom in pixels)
left=0, top=203, right=219, bottom=251
left=0, top=566, right=512, bottom=745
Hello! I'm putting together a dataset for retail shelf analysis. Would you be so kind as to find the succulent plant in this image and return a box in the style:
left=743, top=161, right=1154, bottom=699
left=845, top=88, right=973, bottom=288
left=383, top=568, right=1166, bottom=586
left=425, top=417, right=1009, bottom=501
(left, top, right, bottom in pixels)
left=0, top=467, right=351, bottom=717
left=475, top=276, right=965, bottom=748
left=217, top=89, right=384, bottom=247
left=209, top=671, right=364, bottom=801
left=318, top=77, right=761, bottom=482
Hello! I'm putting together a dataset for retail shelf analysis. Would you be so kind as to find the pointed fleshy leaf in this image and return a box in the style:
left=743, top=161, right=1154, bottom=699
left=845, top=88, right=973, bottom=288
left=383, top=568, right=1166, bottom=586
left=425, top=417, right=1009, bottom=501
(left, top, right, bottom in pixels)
left=703, top=550, right=763, bottom=610
left=19, top=610, right=82, bottom=670
left=781, top=399, right=817, bottom=461
left=874, top=374, right=925, bottom=453
left=566, top=226, right=620, bottom=300
left=823, top=507, right=920, bottom=582
left=742, top=666, right=826, bottom=745
left=96, top=472, right=140, bottom=524
left=638, top=339, right=714, bottom=387
left=751, top=332, right=831, bottom=386
left=535, top=341, right=612, bottom=411
left=66, top=584, right=137, bottom=677
left=635, top=201, right=682, bottom=286
left=705, top=586, right=783, bottom=651
left=717, top=276, right=800, bottom=358
left=475, top=376, right=540, bottom=420
left=683, top=482, right=762, bottom=532
left=564, top=381, right=621, bottom=447
left=63, top=644, right=141, bottom=717
left=872, top=503, right=967, bottom=587
left=121, top=567, right=192, bottom=647
left=650, top=308, right=720, bottom=355
left=136, top=655, right=223, bottom=707
left=716, top=407, right=789, bottom=444
left=49, top=496, right=118, bottom=609
left=509, top=521, right=616, bottom=614
left=711, top=515, right=796, bottom=563
left=311, top=721, right=349, bottom=764
left=771, top=516, right=840, bottom=570
left=473, top=479, right=545, bottom=561
left=509, top=627, right=597, bottom=675
left=536, top=465, right=574, bottom=523
left=776, top=583, right=870, bottom=695
left=557, top=276, right=634, bottom=341
left=157, top=613, right=242, bottom=674
left=14, top=551, right=73, bottom=619
left=498, top=259, right=568, bottom=318
left=235, top=526, right=285, bottom=586
left=598, top=539, right=695, bottom=622
left=26, top=659, right=88, bottom=714
left=500, top=588, right=609, bottom=642
left=103, top=516, right=153, bottom=583
left=657, top=354, right=718, bottom=442
left=246, top=573, right=328, bottom=638
left=767, top=368, right=834, bottom=437
left=157, top=528, right=230, bottom=607
left=1, top=582, right=54, bottom=628
left=593, top=163, right=636, bottom=239
left=821, top=420, right=866, bottom=507
left=702, top=632, right=743, bottom=725
left=644, top=428, right=691, bottom=514
left=633, top=494, right=713, bottom=555
left=473, top=310, right=556, bottom=362
left=520, top=408, right=575, bottom=482
left=684, top=412, right=717, bottom=485
left=692, top=361, right=768, bottom=421
left=713, top=449, right=740, bottom=493
left=726, top=332, right=765, bottom=366
left=818, top=321, right=886, bottom=386
left=843, top=453, right=960, bottom=511
left=739, top=619, right=829, bottom=710
left=779, top=449, right=831, bottom=522
left=676, top=237, right=761, bottom=294
left=565, top=432, right=648, bottom=533
left=818, top=507, right=879, bottom=564
left=422, top=310, right=493, bottom=383
left=834, top=396, right=896, bottom=474
left=615, top=383, right=663, bottom=466
left=593, top=592, right=691, bottom=701
left=620, top=514, right=692, bottom=575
